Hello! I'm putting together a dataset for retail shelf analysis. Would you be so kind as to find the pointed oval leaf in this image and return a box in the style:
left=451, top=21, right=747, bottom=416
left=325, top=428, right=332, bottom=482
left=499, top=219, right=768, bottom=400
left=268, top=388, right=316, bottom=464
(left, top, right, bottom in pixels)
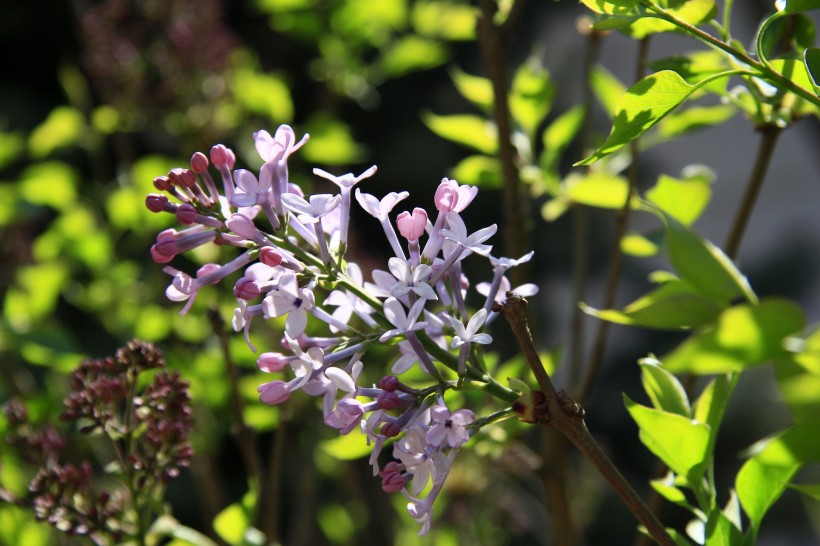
left=776, top=0, right=820, bottom=14
left=639, top=357, right=691, bottom=416
left=564, top=171, right=630, bottom=208
left=423, top=111, right=498, bottom=154
left=450, top=67, right=493, bottom=110
left=624, top=394, right=711, bottom=480
left=645, top=173, right=712, bottom=226
left=576, top=71, right=699, bottom=166
left=581, top=0, right=641, bottom=14
left=805, top=47, right=820, bottom=91
left=663, top=299, right=806, bottom=374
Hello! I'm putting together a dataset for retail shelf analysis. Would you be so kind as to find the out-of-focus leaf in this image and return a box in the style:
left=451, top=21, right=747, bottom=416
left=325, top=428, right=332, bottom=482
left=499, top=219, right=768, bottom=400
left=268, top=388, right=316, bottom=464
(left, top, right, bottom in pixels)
left=625, top=394, right=711, bottom=480
left=646, top=173, right=711, bottom=226
left=451, top=155, right=501, bottom=188
left=580, top=0, right=641, bottom=14
left=541, top=105, right=584, bottom=171
left=19, top=161, right=78, bottom=210
left=577, top=71, right=705, bottom=165
left=4, top=262, right=69, bottom=334
left=319, top=428, right=372, bottom=460
left=131, top=155, right=182, bottom=196
left=510, top=60, right=554, bottom=137
left=28, top=106, right=85, bottom=158
left=450, top=67, right=493, bottom=110
left=736, top=416, right=820, bottom=531
left=91, top=105, right=122, bottom=135
left=331, top=0, right=407, bottom=44
left=255, top=0, right=315, bottom=10
left=0, top=131, right=24, bottom=170
left=378, top=36, right=448, bottom=78
left=564, top=171, right=629, bottom=208
left=775, top=0, right=820, bottom=15
left=232, top=68, right=294, bottom=124
left=621, top=232, right=660, bottom=257
left=775, top=355, right=820, bottom=422
left=650, top=476, right=696, bottom=511
left=423, top=111, right=498, bottom=154
left=693, top=373, right=737, bottom=461
left=583, top=277, right=724, bottom=330
left=658, top=104, right=737, bottom=139
left=790, top=483, right=820, bottom=500
left=213, top=486, right=260, bottom=545
left=590, top=66, right=626, bottom=117
left=704, top=510, right=742, bottom=546
left=300, top=117, right=366, bottom=165
left=663, top=299, right=805, bottom=374
left=412, top=0, right=477, bottom=40
left=318, top=504, right=356, bottom=544
left=649, top=50, right=730, bottom=85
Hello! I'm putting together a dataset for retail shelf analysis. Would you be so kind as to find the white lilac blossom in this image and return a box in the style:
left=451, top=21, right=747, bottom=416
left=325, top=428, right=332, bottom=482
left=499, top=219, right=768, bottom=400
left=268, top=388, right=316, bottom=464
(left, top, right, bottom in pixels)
left=145, top=126, right=531, bottom=536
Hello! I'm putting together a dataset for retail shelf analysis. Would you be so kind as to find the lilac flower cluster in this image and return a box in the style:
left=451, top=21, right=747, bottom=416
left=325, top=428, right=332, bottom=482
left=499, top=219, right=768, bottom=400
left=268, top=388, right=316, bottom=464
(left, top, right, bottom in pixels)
left=146, top=125, right=538, bottom=534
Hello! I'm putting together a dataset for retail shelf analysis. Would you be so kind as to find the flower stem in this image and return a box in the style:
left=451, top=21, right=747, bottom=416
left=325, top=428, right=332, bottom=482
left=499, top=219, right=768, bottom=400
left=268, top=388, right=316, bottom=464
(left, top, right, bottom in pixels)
left=500, top=295, right=675, bottom=546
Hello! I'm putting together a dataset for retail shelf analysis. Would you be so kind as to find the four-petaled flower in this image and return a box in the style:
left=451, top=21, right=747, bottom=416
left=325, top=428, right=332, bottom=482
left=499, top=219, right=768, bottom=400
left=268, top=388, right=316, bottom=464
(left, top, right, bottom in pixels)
left=426, top=403, right=475, bottom=448
left=263, top=272, right=315, bottom=337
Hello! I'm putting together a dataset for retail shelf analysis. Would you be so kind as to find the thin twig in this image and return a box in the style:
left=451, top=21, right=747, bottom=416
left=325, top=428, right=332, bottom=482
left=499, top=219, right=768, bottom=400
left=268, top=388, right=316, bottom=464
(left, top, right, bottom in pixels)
left=500, top=296, right=675, bottom=546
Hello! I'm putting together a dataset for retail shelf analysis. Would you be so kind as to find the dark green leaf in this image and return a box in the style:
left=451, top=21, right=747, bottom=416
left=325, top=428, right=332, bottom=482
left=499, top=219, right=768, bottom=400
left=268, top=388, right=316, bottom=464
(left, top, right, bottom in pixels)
left=775, top=0, right=820, bottom=15
left=805, top=48, right=820, bottom=90
left=576, top=71, right=703, bottom=166
left=663, top=299, right=805, bottom=374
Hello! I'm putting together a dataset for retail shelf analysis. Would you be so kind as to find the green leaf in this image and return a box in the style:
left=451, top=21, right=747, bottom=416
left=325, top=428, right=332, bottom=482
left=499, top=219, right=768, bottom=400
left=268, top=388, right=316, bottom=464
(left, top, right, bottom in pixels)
left=775, top=0, right=820, bottom=15
left=736, top=416, right=820, bottom=531
left=590, top=66, right=626, bottom=117
left=231, top=67, right=294, bottom=123
left=451, top=155, right=501, bottom=188
left=693, top=374, right=737, bottom=448
left=625, top=394, right=711, bottom=480
left=423, top=111, right=498, bottom=154
left=576, top=71, right=703, bottom=166
left=650, top=475, right=697, bottom=511
left=621, top=232, right=660, bottom=257
left=663, top=299, right=806, bottom=374
left=580, top=0, right=641, bottom=14
left=301, top=117, right=366, bottom=165
left=0, top=131, right=24, bottom=171
left=704, top=510, right=742, bottom=546
left=411, top=1, right=478, bottom=41
left=768, top=58, right=817, bottom=100
left=790, top=483, right=820, bottom=500
left=4, top=262, right=69, bottom=334
left=652, top=207, right=756, bottom=305
left=639, top=356, right=691, bottom=416
left=658, top=104, right=737, bottom=139
left=319, top=428, right=372, bottom=460
left=19, top=161, right=78, bottom=210
left=28, top=106, right=85, bottom=158
left=318, top=504, right=356, bottom=543
left=626, top=0, right=717, bottom=39
left=510, top=59, right=554, bottom=138
left=564, top=171, right=629, bottom=208
left=541, top=105, right=584, bottom=171
left=804, top=47, right=820, bottom=91
left=583, top=278, right=724, bottom=330
left=775, top=327, right=820, bottom=421
left=378, top=35, right=448, bottom=78
left=450, top=67, right=493, bottom=110
left=645, top=173, right=711, bottom=226
left=213, top=486, right=259, bottom=545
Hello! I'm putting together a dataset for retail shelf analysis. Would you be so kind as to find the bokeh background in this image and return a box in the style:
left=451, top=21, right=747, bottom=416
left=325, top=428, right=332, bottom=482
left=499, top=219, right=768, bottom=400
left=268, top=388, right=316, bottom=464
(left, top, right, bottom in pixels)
left=2, top=0, right=819, bottom=544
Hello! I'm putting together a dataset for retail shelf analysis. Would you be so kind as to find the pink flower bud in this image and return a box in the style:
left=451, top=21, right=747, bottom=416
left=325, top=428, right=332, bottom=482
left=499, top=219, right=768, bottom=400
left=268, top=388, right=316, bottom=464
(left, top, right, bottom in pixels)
left=190, top=151, right=209, bottom=173
left=396, top=207, right=427, bottom=241
left=176, top=203, right=198, bottom=225
left=258, top=380, right=291, bottom=405
left=153, top=230, right=179, bottom=257
left=234, top=277, right=261, bottom=300
left=145, top=194, right=169, bottom=213
left=225, top=213, right=257, bottom=239
left=257, top=352, right=288, bottom=373
left=380, top=469, right=406, bottom=493
left=259, top=247, right=283, bottom=267
left=168, top=168, right=196, bottom=188
left=150, top=244, right=174, bottom=263
left=154, top=175, right=171, bottom=191
left=381, top=422, right=402, bottom=437
left=210, top=144, right=235, bottom=169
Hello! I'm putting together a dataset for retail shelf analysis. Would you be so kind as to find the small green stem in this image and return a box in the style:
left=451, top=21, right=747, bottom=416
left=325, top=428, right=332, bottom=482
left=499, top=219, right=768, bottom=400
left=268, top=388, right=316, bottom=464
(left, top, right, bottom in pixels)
left=640, top=2, right=820, bottom=108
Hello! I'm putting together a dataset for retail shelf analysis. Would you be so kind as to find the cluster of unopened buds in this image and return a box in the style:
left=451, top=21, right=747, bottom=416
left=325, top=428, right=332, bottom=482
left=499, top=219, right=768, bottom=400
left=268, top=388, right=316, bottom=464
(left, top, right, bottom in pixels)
left=146, top=124, right=538, bottom=534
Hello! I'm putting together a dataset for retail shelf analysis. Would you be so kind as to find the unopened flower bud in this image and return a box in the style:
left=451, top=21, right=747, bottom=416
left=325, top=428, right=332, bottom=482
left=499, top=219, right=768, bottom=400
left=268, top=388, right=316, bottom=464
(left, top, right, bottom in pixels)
left=396, top=207, right=428, bottom=241
left=146, top=194, right=169, bottom=213
left=378, top=375, right=400, bottom=392
left=190, top=151, right=209, bottom=173
left=259, top=247, right=283, bottom=267
left=234, top=277, right=261, bottom=300
left=226, top=213, right=257, bottom=239
left=210, top=144, right=235, bottom=169
left=377, top=391, right=400, bottom=410
left=381, top=421, right=402, bottom=437
left=176, top=203, right=198, bottom=225
left=257, top=352, right=288, bottom=372
left=154, top=175, right=171, bottom=191
left=168, top=168, right=196, bottom=188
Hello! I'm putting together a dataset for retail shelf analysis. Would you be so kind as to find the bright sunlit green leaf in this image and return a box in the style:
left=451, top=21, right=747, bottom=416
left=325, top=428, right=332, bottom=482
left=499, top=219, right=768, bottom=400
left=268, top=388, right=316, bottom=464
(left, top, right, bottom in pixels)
left=577, top=71, right=703, bottom=166
left=583, top=277, right=724, bottom=329
left=804, top=47, right=820, bottom=91
left=652, top=207, right=756, bottom=304
left=541, top=105, right=584, bottom=171
left=625, top=394, right=711, bottom=479
left=301, top=117, right=366, bottom=165
left=451, top=155, right=501, bottom=188
left=639, top=356, right=691, bottom=416
left=320, top=428, right=372, bottom=460
left=28, top=106, right=85, bottom=158
left=736, top=416, right=820, bottom=531
left=213, top=486, right=259, bottom=545
left=423, top=111, right=498, bottom=154
left=232, top=68, right=294, bottom=124
left=0, top=131, right=24, bottom=171
left=19, top=161, right=78, bottom=210
left=590, top=66, right=626, bottom=117
left=663, top=299, right=805, bottom=374
left=379, top=36, right=448, bottom=78
left=658, top=104, right=737, bottom=139
left=704, top=510, right=742, bottom=546
left=645, top=173, right=711, bottom=226
left=510, top=59, right=554, bottom=137
left=450, top=67, right=493, bottom=110
left=412, top=0, right=478, bottom=40
left=775, top=355, right=820, bottom=422
left=564, top=171, right=629, bottom=208
left=580, top=0, right=641, bottom=14
left=318, top=504, right=356, bottom=543
left=621, top=232, right=660, bottom=257
left=625, top=0, right=717, bottom=38
left=4, top=262, right=69, bottom=334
